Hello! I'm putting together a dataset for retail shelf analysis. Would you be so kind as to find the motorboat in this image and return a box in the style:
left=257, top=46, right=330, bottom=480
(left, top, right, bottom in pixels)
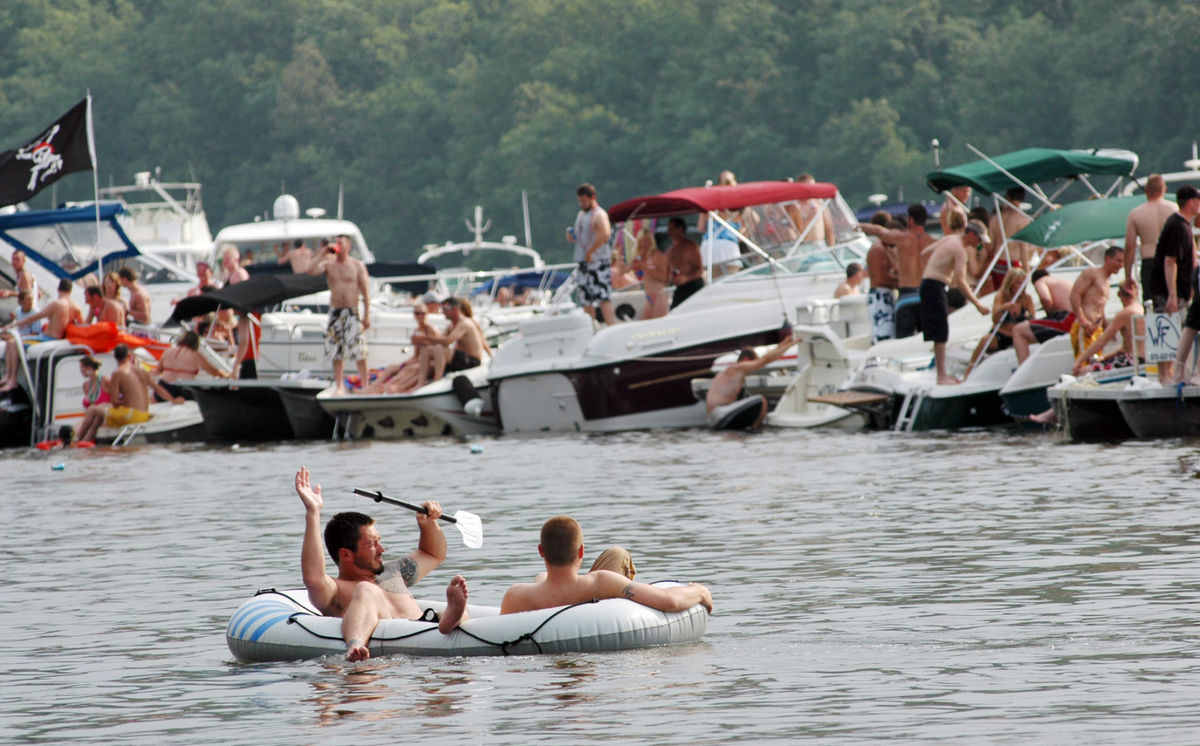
left=316, top=363, right=497, bottom=439
left=1115, top=381, right=1200, bottom=439
left=1047, top=374, right=1144, bottom=441
left=181, top=377, right=332, bottom=441
left=483, top=181, right=869, bottom=433
left=90, top=399, right=206, bottom=445
left=0, top=203, right=197, bottom=325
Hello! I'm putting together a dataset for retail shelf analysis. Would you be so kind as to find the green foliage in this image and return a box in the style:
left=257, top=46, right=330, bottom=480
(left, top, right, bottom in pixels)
left=0, top=0, right=1188, bottom=263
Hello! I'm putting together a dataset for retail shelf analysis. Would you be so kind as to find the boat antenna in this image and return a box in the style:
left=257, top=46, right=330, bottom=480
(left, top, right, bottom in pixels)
left=931, top=138, right=941, bottom=169
left=522, top=190, right=532, bottom=249
left=337, top=182, right=344, bottom=220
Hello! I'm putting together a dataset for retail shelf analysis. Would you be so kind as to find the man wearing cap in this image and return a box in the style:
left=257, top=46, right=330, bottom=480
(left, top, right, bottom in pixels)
left=919, top=220, right=991, bottom=384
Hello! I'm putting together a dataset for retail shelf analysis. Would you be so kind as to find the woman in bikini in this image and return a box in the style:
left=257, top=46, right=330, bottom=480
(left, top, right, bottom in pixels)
left=630, top=226, right=670, bottom=320
left=155, top=330, right=229, bottom=400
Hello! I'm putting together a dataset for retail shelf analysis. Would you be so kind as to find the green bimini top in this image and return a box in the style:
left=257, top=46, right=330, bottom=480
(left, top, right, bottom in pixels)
left=926, top=148, right=1139, bottom=196
left=1011, top=195, right=1174, bottom=248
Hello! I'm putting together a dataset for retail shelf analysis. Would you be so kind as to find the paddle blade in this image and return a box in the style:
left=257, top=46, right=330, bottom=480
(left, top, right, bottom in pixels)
left=453, top=510, right=483, bottom=549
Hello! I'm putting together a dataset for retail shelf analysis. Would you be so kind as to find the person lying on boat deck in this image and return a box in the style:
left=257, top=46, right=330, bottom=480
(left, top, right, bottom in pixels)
left=919, top=220, right=991, bottom=385
left=294, top=467, right=468, bottom=662
left=312, top=235, right=371, bottom=395
left=117, top=267, right=152, bottom=326
left=85, top=286, right=126, bottom=329
left=666, top=217, right=704, bottom=310
left=535, top=545, right=637, bottom=583
left=1072, top=282, right=1145, bottom=376
left=501, top=516, right=711, bottom=616
left=966, top=268, right=1036, bottom=375
left=155, top=330, right=230, bottom=400
left=366, top=302, right=438, bottom=394
left=277, top=239, right=313, bottom=274
left=705, top=334, right=799, bottom=430
left=402, top=297, right=490, bottom=392
left=1012, top=247, right=1122, bottom=366
left=0, top=278, right=84, bottom=392
left=834, top=263, right=866, bottom=298
left=76, top=344, right=184, bottom=442
left=1123, top=174, right=1177, bottom=301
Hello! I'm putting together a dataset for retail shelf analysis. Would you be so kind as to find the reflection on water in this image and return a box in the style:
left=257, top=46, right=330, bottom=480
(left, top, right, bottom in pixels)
left=2, top=429, right=1200, bottom=744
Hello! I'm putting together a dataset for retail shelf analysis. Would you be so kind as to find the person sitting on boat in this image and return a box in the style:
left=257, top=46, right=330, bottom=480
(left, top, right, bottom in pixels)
left=118, top=267, right=152, bottom=326
left=919, top=220, right=992, bottom=385
left=369, top=302, right=438, bottom=394
left=0, top=279, right=83, bottom=392
left=1072, top=282, right=1144, bottom=376
left=293, top=466, right=468, bottom=661
left=155, top=329, right=230, bottom=400
left=76, top=344, right=183, bottom=443
left=834, top=263, right=866, bottom=298
left=11, top=289, right=42, bottom=335
left=666, top=217, right=704, bottom=310
left=501, top=516, right=711, bottom=616
left=965, top=268, right=1036, bottom=375
left=219, top=245, right=250, bottom=285
left=704, top=334, right=799, bottom=430
left=1013, top=247, right=1122, bottom=366
left=84, top=286, right=126, bottom=329
left=403, top=297, right=490, bottom=392
left=610, top=246, right=639, bottom=290
left=278, top=239, right=314, bottom=274
left=1009, top=269, right=1075, bottom=365
left=79, top=355, right=110, bottom=411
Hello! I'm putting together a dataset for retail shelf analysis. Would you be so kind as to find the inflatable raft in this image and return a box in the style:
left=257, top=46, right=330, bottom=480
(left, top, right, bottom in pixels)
left=226, top=582, right=708, bottom=661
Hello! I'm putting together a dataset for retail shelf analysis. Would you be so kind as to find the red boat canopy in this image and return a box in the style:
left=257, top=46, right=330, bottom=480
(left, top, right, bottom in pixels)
left=607, top=181, right=839, bottom=223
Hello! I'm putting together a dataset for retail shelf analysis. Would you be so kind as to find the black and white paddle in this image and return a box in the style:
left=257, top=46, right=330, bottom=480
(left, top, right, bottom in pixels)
left=352, top=488, right=483, bottom=549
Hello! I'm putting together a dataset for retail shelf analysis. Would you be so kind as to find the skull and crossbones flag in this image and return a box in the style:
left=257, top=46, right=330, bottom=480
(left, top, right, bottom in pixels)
left=0, top=97, right=95, bottom=208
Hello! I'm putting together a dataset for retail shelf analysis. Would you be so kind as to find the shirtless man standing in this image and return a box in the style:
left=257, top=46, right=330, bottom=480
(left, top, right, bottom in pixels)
left=0, top=278, right=83, bottom=391
left=85, top=286, right=126, bottom=328
left=862, top=213, right=898, bottom=343
left=919, top=220, right=991, bottom=384
left=501, top=516, right=712, bottom=616
left=666, top=217, right=705, bottom=310
left=277, top=239, right=314, bottom=274
left=705, top=334, right=798, bottom=430
left=0, top=250, right=40, bottom=301
left=1068, top=247, right=1123, bottom=358
left=1123, top=174, right=1178, bottom=300
left=407, top=297, right=491, bottom=390
left=76, top=343, right=183, bottom=442
left=118, top=267, right=152, bottom=325
left=313, top=235, right=371, bottom=395
left=294, top=467, right=468, bottom=662
left=864, top=203, right=935, bottom=339
left=983, top=187, right=1033, bottom=293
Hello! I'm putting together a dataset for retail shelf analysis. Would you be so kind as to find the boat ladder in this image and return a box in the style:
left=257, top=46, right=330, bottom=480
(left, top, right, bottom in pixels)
left=111, top=423, right=144, bottom=447
left=331, top=412, right=355, bottom=440
left=893, top=387, right=928, bottom=432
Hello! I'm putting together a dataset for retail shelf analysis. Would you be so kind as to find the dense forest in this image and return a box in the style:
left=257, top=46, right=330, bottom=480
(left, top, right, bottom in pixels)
left=1, top=0, right=1197, bottom=263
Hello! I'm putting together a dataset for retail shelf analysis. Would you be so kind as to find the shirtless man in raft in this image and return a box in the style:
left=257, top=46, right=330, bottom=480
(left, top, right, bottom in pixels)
left=294, top=466, right=468, bottom=661
left=501, top=515, right=712, bottom=616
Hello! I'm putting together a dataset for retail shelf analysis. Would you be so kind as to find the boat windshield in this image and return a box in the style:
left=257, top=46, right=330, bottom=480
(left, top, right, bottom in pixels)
left=5, top=219, right=130, bottom=276
left=716, top=194, right=867, bottom=281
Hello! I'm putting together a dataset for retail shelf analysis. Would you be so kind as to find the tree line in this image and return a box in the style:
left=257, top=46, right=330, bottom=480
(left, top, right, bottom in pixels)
left=1, top=0, right=1196, bottom=264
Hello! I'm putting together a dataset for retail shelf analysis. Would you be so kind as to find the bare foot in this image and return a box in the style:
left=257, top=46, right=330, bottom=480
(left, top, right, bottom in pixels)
left=345, top=640, right=370, bottom=661
left=334, top=385, right=347, bottom=397
left=439, top=575, right=469, bottom=634
left=0, top=380, right=18, bottom=392
left=1030, top=409, right=1057, bottom=425
left=936, top=375, right=961, bottom=385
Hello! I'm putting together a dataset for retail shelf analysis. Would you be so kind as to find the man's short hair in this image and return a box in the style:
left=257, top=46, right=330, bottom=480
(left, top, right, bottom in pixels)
left=1104, top=245, right=1122, bottom=259
left=1031, top=268, right=1049, bottom=283
left=324, top=512, right=374, bottom=563
left=1005, top=187, right=1026, bottom=203
left=668, top=216, right=687, bottom=231
left=113, top=343, right=130, bottom=362
left=1176, top=185, right=1200, bottom=206
left=845, top=262, right=862, bottom=279
left=85, top=286, right=102, bottom=299
left=540, top=516, right=583, bottom=566
left=57, top=278, right=72, bottom=293
left=118, top=266, right=138, bottom=282
left=869, top=210, right=891, bottom=226
left=1145, top=174, right=1165, bottom=197
left=294, top=239, right=304, bottom=249
left=737, top=346, right=758, bottom=362
left=576, top=183, right=596, bottom=198
left=907, top=203, right=928, bottom=228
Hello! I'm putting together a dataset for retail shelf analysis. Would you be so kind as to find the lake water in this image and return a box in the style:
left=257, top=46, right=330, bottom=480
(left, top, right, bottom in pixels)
left=2, top=427, right=1199, bottom=744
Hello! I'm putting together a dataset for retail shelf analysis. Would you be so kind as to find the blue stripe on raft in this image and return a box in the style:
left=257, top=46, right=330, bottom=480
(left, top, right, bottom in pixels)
left=229, top=601, right=297, bottom=638
left=247, top=612, right=297, bottom=642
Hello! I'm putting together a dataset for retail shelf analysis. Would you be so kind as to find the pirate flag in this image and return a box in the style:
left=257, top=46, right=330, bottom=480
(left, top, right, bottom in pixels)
left=0, top=98, right=95, bottom=208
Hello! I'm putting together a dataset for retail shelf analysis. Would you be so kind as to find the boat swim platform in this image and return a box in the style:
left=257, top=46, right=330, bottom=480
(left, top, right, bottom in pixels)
left=809, top=391, right=889, bottom=408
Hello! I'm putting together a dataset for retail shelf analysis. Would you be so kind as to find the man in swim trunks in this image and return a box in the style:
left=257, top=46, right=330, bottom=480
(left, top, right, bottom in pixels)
left=1011, top=269, right=1075, bottom=364
left=571, top=183, right=617, bottom=325
left=877, top=204, right=936, bottom=339
left=405, top=297, right=491, bottom=391
left=1122, top=174, right=1178, bottom=300
left=313, top=235, right=371, bottom=395
left=0, top=278, right=83, bottom=392
left=919, top=221, right=991, bottom=384
left=704, top=334, right=798, bottom=430
left=76, top=343, right=183, bottom=442
left=294, top=466, right=468, bottom=661
left=666, top=217, right=705, bottom=309
left=500, top=515, right=712, bottom=615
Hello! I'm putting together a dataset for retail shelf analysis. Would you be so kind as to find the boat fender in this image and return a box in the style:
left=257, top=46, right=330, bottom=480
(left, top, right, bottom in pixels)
left=451, top=375, right=481, bottom=405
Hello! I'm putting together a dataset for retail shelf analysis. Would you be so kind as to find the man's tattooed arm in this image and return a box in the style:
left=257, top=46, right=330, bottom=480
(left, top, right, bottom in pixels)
left=622, top=583, right=636, bottom=600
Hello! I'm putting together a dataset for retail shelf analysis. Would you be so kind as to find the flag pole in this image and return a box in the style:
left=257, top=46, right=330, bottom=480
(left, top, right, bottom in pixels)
left=86, top=91, right=101, bottom=280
